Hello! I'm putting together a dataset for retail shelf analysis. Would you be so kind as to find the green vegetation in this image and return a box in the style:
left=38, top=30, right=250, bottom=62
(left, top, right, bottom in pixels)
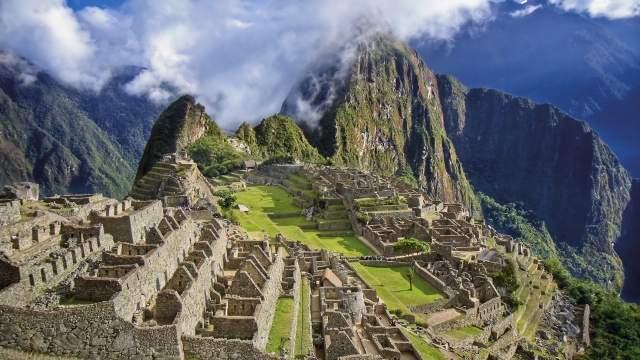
left=294, top=277, right=311, bottom=358
left=351, top=263, right=444, bottom=322
left=235, top=115, right=324, bottom=164
left=489, top=257, right=519, bottom=293
left=354, top=197, right=400, bottom=210
left=213, top=190, right=237, bottom=210
left=265, top=297, right=295, bottom=355
left=396, top=165, right=419, bottom=187
left=504, top=293, right=523, bottom=309
left=188, top=127, right=250, bottom=178
left=232, top=186, right=373, bottom=257
left=544, top=259, right=640, bottom=359
left=355, top=212, right=372, bottom=225
left=393, top=238, right=430, bottom=255
left=190, top=114, right=325, bottom=178
left=0, top=64, right=163, bottom=199
left=402, top=329, right=447, bottom=360
left=443, top=326, right=483, bottom=340
left=477, top=192, right=557, bottom=259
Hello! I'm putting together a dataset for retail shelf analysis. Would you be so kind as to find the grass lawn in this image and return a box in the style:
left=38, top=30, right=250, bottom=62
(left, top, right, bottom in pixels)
left=443, top=326, right=483, bottom=340
left=351, top=263, right=444, bottom=319
left=402, top=329, right=447, bottom=360
left=233, top=186, right=373, bottom=257
left=265, top=297, right=295, bottom=355
left=316, top=217, right=351, bottom=224
left=289, top=174, right=312, bottom=184
left=295, top=277, right=312, bottom=358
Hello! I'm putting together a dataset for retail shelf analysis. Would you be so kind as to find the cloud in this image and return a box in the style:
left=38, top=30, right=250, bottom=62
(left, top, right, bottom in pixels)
left=548, top=0, right=640, bottom=18
left=510, top=5, right=542, bottom=17
left=0, top=0, right=492, bottom=128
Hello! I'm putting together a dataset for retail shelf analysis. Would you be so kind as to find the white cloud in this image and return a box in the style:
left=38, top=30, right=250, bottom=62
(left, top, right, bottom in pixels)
left=510, top=5, right=542, bottom=17
left=548, top=0, right=640, bottom=18
left=0, top=0, right=493, bottom=127
left=0, top=0, right=111, bottom=90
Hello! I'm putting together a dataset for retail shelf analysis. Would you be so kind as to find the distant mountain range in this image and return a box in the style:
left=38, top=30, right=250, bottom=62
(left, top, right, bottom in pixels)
left=413, top=0, right=640, bottom=176
left=0, top=54, right=165, bottom=198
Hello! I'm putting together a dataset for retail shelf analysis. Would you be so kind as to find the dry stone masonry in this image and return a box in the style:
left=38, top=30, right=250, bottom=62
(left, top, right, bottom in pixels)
left=0, top=162, right=589, bottom=360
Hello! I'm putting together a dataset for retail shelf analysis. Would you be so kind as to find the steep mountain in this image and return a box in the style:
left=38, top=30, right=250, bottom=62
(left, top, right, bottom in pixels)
left=235, top=114, right=323, bottom=163
left=616, top=180, right=640, bottom=302
left=0, top=54, right=164, bottom=199
left=281, top=32, right=478, bottom=211
left=437, top=74, right=632, bottom=287
left=135, top=95, right=218, bottom=181
left=414, top=1, right=640, bottom=176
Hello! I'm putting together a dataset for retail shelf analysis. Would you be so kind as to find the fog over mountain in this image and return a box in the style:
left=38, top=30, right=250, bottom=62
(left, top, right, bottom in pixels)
left=0, top=0, right=494, bottom=128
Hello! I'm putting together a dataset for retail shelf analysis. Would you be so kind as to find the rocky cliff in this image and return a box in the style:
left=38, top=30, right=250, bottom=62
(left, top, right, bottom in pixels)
left=437, top=74, right=632, bottom=286
left=281, top=32, right=477, bottom=211
left=135, top=95, right=219, bottom=181
left=617, top=180, right=640, bottom=302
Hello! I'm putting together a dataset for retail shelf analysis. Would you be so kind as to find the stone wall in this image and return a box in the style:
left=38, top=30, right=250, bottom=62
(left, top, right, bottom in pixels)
left=253, top=247, right=285, bottom=350
left=358, top=260, right=411, bottom=267
left=286, top=260, right=301, bottom=356
left=182, top=336, right=284, bottom=360
left=185, top=210, right=213, bottom=220
left=212, top=317, right=258, bottom=340
left=413, top=263, right=450, bottom=297
left=0, top=201, right=20, bottom=226
left=317, top=221, right=353, bottom=231
left=0, top=234, right=115, bottom=307
left=107, top=221, right=199, bottom=322
left=90, top=201, right=163, bottom=244
left=0, top=182, right=39, bottom=201
left=408, top=298, right=452, bottom=315
left=0, top=301, right=183, bottom=359
left=432, top=310, right=479, bottom=334
left=487, top=327, right=518, bottom=352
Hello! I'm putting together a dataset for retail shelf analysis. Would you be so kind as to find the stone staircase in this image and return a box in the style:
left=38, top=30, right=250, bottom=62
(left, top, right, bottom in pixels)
left=129, top=162, right=182, bottom=200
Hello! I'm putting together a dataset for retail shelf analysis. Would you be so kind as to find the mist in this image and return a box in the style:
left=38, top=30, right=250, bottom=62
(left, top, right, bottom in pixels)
left=1, top=0, right=635, bottom=129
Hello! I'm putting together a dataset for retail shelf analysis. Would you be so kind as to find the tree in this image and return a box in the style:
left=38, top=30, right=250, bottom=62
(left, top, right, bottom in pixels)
left=393, top=238, right=430, bottom=255
left=213, top=190, right=237, bottom=210
left=406, top=268, right=414, bottom=291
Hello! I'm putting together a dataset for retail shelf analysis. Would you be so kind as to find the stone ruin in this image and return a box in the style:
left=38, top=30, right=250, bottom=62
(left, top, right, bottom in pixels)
left=0, top=188, right=289, bottom=360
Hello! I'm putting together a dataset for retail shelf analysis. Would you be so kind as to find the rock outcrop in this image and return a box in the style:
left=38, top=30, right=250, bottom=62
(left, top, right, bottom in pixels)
left=617, top=180, right=640, bottom=302
left=437, top=74, right=632, bottom=286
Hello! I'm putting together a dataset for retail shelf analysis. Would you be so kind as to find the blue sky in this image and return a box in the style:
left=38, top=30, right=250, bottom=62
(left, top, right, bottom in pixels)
left=67, top=0, right=126, bottom=11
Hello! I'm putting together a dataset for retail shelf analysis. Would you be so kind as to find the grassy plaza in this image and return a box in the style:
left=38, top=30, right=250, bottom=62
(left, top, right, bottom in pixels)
left=233, top=186, right=374, bottom=257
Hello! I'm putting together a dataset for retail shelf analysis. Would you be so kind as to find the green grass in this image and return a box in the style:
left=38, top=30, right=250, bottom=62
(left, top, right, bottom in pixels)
left=316, top=217, right=351, bottom=224
left=295, top=277, right=311, bottom=358
left=265, top=297, right=295, bottom=355
left=350, top=263, right=444, bottom=320
left=233, top=186, right=373, bottom=257
left=443, top=326, right=483, bottom=340
left=402, top=329, right=447, bottom=360
left=289, top=174, right=312, bottom=184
